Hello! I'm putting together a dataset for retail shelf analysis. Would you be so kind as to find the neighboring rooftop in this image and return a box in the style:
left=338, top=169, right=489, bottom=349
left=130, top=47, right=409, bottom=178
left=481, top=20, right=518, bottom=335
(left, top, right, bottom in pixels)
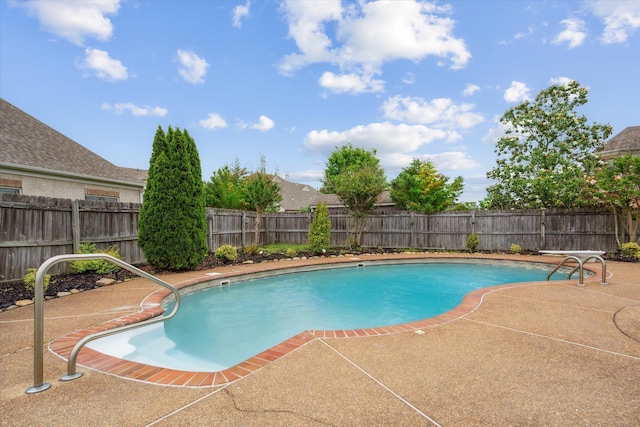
left=0, top=98, right=145, bottom=185
left=272, top=175, right=319, bottom=212
left=598, top=126, right=640, bottom=159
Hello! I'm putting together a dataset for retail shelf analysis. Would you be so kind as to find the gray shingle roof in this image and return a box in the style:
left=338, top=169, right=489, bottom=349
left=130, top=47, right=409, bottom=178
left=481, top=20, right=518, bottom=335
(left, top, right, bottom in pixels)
left=0, top=98, right=145, bottom=185
left=271, top=175, right=319, bottom=211
left=598, top=126, right=640, bottom=159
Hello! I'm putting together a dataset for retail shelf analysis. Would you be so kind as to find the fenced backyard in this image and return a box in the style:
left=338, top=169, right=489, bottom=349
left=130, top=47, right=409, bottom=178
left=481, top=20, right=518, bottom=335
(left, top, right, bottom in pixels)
left=1, top=193, right=621, bottom=281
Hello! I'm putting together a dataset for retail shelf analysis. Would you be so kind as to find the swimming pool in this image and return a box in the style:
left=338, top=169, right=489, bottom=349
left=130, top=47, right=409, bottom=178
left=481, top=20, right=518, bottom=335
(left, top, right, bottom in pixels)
left=87, top=260, right=566, bottom=372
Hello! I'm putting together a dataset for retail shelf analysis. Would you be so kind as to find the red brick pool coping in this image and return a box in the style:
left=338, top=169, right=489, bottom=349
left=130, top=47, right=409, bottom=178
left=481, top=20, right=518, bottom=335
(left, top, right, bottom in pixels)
left=48, top=256, right=605, bottom=387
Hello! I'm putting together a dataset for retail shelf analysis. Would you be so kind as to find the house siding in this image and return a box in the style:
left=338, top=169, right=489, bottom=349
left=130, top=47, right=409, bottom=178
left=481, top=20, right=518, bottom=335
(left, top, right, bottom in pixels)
left=0, top=171, right=142, bottom=203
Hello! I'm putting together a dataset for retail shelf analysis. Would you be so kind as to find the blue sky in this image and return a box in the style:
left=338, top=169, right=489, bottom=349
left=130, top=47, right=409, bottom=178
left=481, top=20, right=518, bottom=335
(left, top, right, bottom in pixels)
left=1, top=0, right=639, bottom=202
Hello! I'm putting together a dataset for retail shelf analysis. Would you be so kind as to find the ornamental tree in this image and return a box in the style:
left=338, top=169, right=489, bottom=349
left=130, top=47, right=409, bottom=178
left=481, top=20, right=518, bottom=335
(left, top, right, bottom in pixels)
left=204, top=159, right=247, bottom=209
left=322, top=144, right=386, bottom=247
left=390, top=158, right=464, bottom=214
left=138, top=126, right=208, bottom=270
left=583, top=155, right=640, bottom=247
left=485, top=81, right=612, bottom=209
left=241, top=158, right=282, bottom=246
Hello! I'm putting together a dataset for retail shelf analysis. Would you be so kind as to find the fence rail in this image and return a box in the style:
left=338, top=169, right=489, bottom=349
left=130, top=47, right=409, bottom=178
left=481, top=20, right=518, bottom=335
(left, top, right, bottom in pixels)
left=1, top=193, right=621, bottom=281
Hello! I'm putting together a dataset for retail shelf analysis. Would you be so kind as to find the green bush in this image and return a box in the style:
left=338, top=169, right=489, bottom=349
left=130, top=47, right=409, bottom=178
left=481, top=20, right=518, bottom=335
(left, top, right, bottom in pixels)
left=309, top=202, right=331, bottom=253
left=71, top=243, right=121, bottom=274
left=24, top=268, right=50, bottom=292
left=511, top=243, right=522, bottom=254
left=243, top=244, right=259, bottom=256
left=621, top=242, right=640, bottom=259
left=138, top=126, right=208, bottom=270
left=284, top=248, right=297, bottom=258
left=466, top=233, right=479, bottom=252
left=215, top=244, right=238, bottom=262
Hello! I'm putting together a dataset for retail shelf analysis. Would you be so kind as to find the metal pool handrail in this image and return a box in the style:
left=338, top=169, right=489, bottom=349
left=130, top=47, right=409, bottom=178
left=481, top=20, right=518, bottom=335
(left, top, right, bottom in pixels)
left=26, top=254, right=181, bottom=394
left=545, top=254, right=607, bottom=286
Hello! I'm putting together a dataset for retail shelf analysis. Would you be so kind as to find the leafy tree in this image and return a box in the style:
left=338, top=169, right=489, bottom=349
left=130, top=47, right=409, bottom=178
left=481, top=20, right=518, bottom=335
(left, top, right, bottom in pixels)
left=138, top=126, right=207, bottom=270
left=485, top=81, right=612, bottom=209
left=241, top=158, right=282, bottom=246
left=204, top=159, right=247, bottom=209
left=322, top=144, right=386, bottom=247
left=583, top=155, right=640, bottom=247
left=309, top=201, right=331, bottom=253
left=390, top=158, right=464, bottom=214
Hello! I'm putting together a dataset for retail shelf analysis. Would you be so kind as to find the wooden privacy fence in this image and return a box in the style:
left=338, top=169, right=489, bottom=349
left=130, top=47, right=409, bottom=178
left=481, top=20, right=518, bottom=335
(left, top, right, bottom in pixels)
left=1, top=194, right=143, bottom=281
left=1, top=193, right=620, bottom=281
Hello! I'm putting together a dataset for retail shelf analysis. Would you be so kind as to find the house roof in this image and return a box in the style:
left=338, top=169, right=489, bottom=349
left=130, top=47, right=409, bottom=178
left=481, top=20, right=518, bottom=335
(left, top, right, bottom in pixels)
left=311, top=191, right=394, bottom=208
left=0, top=98, right=145, bottom=187
left=271, top=175, right=319, bottom=211
left=598, top=126, right=640, bottom=159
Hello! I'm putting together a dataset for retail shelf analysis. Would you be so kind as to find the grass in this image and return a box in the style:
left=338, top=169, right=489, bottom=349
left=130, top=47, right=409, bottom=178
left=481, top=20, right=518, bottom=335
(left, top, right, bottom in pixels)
left=258, top=243, right=310, bottom=255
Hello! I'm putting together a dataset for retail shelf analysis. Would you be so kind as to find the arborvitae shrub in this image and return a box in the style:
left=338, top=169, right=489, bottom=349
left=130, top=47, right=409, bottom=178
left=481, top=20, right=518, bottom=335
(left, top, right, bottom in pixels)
left=309, top=202, right=331, bottom=253
left=138, top=126, right=207, bottom=270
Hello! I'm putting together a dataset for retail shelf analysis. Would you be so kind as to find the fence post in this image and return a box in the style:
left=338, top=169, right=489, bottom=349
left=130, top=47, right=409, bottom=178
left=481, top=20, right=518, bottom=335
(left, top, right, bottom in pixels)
left=410, top=211, right=415, bottom=249
left=470, top=210, right=476, bottom=234
left=540, top=209, right=546, bottom=250
left=71, top=200, right=80, bottom=254
left=241, top=211, right=246, bottom=247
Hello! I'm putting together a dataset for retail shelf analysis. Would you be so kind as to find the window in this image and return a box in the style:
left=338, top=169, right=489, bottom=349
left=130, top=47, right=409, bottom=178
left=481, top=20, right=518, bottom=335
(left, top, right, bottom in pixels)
left=0, top=186, right=20, bottom=194
left=85, top=188, right=119, bottom=202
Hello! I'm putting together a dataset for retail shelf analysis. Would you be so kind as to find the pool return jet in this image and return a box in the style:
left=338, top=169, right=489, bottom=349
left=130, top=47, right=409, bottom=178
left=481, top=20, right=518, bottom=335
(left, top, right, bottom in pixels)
left=26, top=254, right=181, bottom=394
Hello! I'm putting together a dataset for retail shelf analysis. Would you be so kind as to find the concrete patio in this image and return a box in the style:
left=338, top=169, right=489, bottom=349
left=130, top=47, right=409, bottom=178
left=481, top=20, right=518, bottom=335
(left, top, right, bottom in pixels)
left=1, top=253, right=639, bottom=426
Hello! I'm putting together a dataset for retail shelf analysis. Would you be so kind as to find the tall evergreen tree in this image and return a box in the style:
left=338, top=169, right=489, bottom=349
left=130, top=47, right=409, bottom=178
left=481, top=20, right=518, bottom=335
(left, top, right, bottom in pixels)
left=138, top=126, right=207, bottom=270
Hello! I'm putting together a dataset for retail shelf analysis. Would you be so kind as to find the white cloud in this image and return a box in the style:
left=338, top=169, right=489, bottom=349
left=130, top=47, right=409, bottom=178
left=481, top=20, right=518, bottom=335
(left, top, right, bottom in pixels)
left=15, top=0, right=120, bottom=45
left=78, top=48, right=128, bottom=82
left=463, top=83, right=480, bottom=97
left=504, top=81, right=531, bottom=103
left=402, top=72, right=416, bottom=85
left=382, top=96, right=484, bottom=133
left=319, top=71, right=384, bottom=94
left=304, top=122, right=479, bottom=176
left=481, top=115, right=510, bottom=144
left=383, top=151, right=479, bottom=172
left=199, top=113, right=228, bottom=129
left=304, top=122, right=450, bottom=160
left=552, top=18, right=587, bottom=48
left=233, top=1, right=250, bottom=28
left=250, top=115, right=275, bottom=131
left=177, top=49, right=209, bottom=84
left=101, top=102, right=167, bottom=117
left=514, top=25, right=536, bottom=40
left=549, top=76, right=575, bottom=86
left=587, top=0, right=640, bottom=44
left=279, top=0, right=470, bottom=93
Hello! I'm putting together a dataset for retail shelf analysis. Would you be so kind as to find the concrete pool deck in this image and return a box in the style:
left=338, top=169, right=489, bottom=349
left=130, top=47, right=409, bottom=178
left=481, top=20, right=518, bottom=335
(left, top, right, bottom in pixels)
left=1, top=253, right=639, bottom=426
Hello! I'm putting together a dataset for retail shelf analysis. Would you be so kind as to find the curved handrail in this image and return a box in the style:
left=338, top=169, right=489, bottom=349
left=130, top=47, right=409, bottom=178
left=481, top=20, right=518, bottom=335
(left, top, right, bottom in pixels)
left=545, top=255, right=607, bottom=286
left=26, top=254, right=181, bottom=394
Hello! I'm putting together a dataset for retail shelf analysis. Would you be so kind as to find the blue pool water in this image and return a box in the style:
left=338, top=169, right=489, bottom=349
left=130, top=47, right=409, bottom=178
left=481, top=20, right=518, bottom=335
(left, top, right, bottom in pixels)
left=88, top=262, right=562, bottom=371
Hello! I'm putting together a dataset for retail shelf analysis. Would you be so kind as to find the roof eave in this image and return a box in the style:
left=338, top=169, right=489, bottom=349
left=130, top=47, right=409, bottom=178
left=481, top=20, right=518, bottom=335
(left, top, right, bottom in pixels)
left=0, top=162, right=145, bottom=190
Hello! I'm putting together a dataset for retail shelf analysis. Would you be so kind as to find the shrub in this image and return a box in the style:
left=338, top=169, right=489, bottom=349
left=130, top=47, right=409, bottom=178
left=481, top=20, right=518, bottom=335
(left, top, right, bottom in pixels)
left=284, top=248, right=297, bottom=258
left=138, top=126, right=208, bottom=270
left=466, top=233, right=479, bottom=252
left=24, top=268, right=50, bottom=292
left=511, top=243, right=522, bottom=254
left=215, top=244, right=238, bottom=262
left=621, top=242, right=640, bottom=259
left=309, top=202, right=331, bottom=253
left=243, top=244, right=259, bottom=256
left=71, top=243, right=121, bottom=274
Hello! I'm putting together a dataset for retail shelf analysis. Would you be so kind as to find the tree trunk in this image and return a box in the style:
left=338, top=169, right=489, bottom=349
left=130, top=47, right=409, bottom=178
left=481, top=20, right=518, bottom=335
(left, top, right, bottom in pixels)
left=253, top=211, right=262, bottom=247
